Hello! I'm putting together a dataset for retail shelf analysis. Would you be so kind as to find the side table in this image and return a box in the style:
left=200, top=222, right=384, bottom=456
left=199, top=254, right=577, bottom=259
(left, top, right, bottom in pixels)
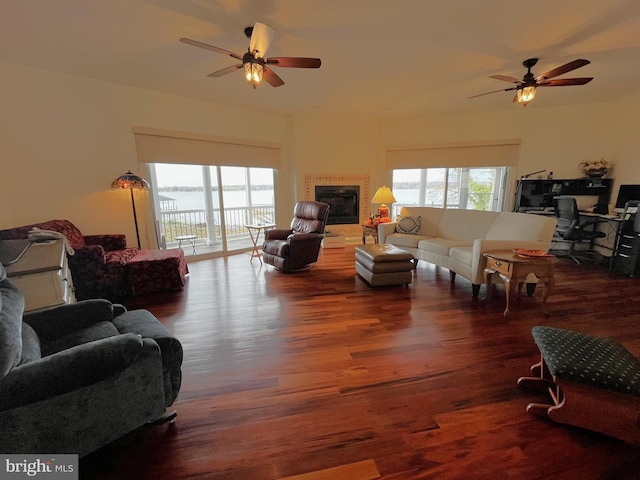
left=175, top=234, right=197, bottom=255
left=245, top=224, right=276, bottom=263
left=483, top=250, right=558, bottom=318
left=361, top=224, right=379, bottom=244
left=4, top=239, right=76, bottom=312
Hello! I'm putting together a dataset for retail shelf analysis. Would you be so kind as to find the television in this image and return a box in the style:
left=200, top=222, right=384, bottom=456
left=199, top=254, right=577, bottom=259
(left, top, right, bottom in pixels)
left=615, top=184, right=640, bottom=213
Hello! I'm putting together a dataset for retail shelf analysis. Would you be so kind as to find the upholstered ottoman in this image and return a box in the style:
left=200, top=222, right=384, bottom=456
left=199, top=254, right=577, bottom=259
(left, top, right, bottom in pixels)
left=518, top=326, right=640, bottom=445
left=125, top=248, right=189, bottom=296
left=355, top=244, right=414, bottom=287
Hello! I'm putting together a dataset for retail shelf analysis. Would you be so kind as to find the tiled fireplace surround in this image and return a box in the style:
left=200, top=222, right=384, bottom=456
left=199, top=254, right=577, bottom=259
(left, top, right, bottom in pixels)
left=305, top=175, right=370, bottom=236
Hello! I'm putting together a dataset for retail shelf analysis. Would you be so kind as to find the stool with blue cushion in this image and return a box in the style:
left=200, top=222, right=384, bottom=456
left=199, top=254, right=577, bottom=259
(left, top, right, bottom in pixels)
left=518, top=326, right=640, bottom=444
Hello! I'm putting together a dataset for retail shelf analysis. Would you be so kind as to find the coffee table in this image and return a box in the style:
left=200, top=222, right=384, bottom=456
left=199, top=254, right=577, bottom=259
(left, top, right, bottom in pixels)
left=483, top=250, right=558, bottom=318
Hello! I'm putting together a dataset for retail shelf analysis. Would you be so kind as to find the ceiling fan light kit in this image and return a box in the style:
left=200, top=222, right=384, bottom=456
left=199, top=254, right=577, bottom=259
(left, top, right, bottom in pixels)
left=243, top=57, right=265, bottom=88
left=470, top=57, right=593, bottom=106
left=180, top=21, right=321, bottom=89
left=517, top=86, right=536, bottom=105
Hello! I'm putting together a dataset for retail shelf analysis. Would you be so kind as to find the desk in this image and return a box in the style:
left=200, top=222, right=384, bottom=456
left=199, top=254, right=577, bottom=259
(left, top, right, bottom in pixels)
left=483, top=250, right=558, bottom=318
left=245, top=224, right=276, bottom=263
left=175, top=235, right=197, bottom=255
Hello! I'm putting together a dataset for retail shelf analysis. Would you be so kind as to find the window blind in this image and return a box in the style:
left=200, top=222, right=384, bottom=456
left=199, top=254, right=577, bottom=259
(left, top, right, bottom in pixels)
left=385, top=139, right=521, bottom=169
left=132, top=127, right=282, bottom=169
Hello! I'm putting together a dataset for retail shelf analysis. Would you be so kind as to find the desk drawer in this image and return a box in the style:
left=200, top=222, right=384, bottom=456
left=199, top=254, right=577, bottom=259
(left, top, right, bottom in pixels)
left=487, top=257, right=513, bottom=276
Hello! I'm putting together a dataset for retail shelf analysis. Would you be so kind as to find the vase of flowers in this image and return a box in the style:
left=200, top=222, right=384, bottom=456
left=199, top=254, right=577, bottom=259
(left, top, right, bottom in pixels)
left=579, top=159, right=610, bottom=179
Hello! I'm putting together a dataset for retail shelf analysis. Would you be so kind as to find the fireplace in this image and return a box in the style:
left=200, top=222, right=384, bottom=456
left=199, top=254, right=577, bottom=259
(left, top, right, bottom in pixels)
left=305, top=175, right=369, bottom=234
left=315, top=185, right=360, bottom=225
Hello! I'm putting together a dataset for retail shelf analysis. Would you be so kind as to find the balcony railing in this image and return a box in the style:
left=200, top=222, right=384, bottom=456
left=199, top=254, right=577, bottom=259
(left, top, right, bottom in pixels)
left=160, top=206, right=275, bottom=246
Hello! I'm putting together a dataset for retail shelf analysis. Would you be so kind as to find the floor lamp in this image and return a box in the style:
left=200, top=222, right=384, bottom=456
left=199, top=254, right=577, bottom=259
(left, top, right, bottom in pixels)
left=111, top=170, right=150, bottom=249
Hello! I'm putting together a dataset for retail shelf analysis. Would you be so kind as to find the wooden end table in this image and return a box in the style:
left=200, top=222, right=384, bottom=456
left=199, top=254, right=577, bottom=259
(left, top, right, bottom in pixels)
left=361, top=224, right=379, bottom=244
left=483, top=250, right=558, bottom=318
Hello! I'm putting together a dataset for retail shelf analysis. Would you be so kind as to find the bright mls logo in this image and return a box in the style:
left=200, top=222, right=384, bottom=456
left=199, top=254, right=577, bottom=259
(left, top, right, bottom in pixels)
left=1, top=455, right=78, bottom=479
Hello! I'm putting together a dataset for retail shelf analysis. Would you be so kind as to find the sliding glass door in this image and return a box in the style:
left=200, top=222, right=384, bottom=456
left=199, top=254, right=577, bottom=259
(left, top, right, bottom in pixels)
left=148, top=163, right=275, bottom=257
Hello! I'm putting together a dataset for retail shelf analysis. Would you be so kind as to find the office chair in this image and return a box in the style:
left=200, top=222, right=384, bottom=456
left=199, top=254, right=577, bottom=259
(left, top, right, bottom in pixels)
left=552, top=196, right=606, bottom=264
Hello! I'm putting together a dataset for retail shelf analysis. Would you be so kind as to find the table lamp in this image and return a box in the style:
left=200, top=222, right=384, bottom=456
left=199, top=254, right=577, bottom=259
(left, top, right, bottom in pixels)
left=371, top=185, right=396, bottom=219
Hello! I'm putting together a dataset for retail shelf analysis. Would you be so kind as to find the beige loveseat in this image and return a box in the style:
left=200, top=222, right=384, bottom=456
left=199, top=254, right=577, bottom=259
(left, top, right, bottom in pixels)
left=378, top=206, right=557, bottom=296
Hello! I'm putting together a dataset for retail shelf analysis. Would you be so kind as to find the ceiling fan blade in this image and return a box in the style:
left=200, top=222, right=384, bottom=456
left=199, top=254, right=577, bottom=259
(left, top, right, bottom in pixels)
left=249, top=22, right=275, bottom=59
left=536, top=59, right=590, bottom=81
left=263, top=67, right=285, bottom=87
left=538, top=77, right=594, bottom=87
left=207, top=64, right=243, bottom=78
left=266, top=57, right=321, bottom=68
left=469, top=87, right=516, bottom=99
left=489, top=74, right=522, bottom=84
left=179, top=38, right=243, bottom=60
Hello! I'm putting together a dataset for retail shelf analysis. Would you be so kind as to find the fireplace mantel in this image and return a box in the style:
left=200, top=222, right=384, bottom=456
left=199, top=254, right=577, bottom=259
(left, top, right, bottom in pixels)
left=305, top=175, right=370, bottom=235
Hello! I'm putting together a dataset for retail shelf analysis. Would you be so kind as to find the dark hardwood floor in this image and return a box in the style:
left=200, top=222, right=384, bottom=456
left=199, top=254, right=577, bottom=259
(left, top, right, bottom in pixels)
left=80, top=246, right=640, bottom=479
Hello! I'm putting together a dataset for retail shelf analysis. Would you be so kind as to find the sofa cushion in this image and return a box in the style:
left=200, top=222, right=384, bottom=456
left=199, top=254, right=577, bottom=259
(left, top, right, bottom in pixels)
left=385, top=233, right=428, bottom=249
left=438, top=209, right=499, bottom=241
left=418, top=238, right=472, bottom=257
left=400, top=207, right=444, bottom=237
left=0, top=219, right=86, bottom=250
left=105, top=248, right=140, bottom=265
left=395, top=216, right=421, bottom=234
left=0, top=274, right=25, bottom=380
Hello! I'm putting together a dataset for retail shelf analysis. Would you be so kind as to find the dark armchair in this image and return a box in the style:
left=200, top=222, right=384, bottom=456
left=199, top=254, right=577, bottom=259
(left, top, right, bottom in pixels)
left=552, top=196, right=606, bottom=263
left=0, top=265, right=183, bottom=456
left=262, top=201, right=330, bottom=271
left=0, top=219, right=188, bottom=300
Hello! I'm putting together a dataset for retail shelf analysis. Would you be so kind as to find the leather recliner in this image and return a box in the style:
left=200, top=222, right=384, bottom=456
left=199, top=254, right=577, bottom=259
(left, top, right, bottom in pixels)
left=262, top=201, right=330, bottom=272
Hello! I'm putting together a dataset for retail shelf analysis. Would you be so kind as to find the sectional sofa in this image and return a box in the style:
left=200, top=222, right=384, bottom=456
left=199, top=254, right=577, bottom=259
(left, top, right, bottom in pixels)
left=378, top=206, right=557, bottom=296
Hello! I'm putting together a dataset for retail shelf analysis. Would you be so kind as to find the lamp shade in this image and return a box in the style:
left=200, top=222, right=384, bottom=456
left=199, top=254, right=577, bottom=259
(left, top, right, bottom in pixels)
left=111, top=170, right=150, bottom=190
left=371, top=186, right=397, bottom=204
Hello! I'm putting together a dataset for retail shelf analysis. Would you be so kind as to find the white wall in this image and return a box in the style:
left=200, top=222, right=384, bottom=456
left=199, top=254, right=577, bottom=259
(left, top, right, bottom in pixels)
left=0, top=61, right=286, bottom=247
left=2, top=59, right=639, bottom=248
left=381, top=97, right=640, bottom=205
left=289, top=113, right=381, bottom=233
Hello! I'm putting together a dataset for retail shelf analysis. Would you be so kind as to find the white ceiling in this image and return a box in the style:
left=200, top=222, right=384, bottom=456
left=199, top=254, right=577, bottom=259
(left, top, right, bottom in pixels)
left=2, top=0, right=640, bottom=118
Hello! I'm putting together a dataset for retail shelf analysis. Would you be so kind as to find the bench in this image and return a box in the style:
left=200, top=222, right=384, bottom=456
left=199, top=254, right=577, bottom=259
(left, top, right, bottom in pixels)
left=518, top=326, right=640, bottom=444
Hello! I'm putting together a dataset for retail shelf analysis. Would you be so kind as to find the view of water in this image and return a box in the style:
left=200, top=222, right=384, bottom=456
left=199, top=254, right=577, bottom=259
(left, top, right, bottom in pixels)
left=161, top=189, right=426, bottom=211
left=160, top=190, right=275, bottom=211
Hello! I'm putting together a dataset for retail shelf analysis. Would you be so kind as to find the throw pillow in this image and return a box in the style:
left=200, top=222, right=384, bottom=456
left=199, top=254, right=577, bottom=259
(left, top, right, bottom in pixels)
left=395, top=216, right=421, bottom=234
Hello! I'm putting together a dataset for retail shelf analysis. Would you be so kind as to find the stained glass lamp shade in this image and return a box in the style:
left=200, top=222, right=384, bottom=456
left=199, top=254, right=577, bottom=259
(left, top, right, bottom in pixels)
left=111, top=171, right=150, bottom=249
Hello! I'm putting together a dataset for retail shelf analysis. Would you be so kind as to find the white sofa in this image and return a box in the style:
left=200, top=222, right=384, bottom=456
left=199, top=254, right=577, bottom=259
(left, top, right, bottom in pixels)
left=378, top=206, right=557, bottom=296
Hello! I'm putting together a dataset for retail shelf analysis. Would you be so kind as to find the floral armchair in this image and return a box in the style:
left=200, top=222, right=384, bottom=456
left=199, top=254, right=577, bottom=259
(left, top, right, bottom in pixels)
left=0, top=219, right=188, bottom=300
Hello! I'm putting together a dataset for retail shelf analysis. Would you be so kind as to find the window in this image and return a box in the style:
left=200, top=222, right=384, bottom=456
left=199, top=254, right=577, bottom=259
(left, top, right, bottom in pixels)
left=148, top=163, right=275, bottom=257
left=392, top=167, right=510, bottom=215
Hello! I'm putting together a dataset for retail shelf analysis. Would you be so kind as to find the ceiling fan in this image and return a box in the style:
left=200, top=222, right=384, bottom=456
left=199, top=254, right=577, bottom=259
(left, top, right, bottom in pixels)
left=180, top=22, right=321, bottom=89
left=469, top=58, right=593, bottom=105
